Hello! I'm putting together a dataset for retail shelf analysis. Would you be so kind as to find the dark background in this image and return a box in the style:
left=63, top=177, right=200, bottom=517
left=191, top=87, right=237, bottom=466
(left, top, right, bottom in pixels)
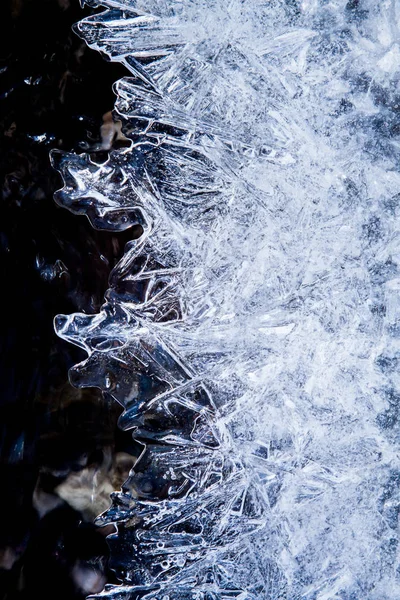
left=0, top=1, right=136, bottom=597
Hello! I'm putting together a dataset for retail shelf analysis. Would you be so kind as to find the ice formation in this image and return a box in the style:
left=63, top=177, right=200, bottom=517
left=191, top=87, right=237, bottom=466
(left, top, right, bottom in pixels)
left=52, top=1, right=400, bottom=598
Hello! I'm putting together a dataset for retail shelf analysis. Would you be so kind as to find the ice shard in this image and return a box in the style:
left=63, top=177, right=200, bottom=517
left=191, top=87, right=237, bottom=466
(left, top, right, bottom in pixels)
left=53, top=1, right=400, bottom=598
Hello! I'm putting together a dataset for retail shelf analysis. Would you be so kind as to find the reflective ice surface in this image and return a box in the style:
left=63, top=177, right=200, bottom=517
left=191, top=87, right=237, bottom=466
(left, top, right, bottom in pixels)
left=53, top=1, right=400, bottom=598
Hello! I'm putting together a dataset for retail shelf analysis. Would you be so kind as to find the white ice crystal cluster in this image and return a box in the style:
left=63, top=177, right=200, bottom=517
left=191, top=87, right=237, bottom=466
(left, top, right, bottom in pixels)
left=52, top=1, right=400, bottom=598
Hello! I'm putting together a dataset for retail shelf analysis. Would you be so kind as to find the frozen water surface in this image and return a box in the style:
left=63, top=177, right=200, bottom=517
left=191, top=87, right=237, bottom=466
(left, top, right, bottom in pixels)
left=52, top=1, right=400, bottom=598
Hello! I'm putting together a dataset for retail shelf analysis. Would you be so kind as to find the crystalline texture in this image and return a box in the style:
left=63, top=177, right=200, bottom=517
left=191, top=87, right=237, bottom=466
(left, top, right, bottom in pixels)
left=52, top=1, right=400, bottom=598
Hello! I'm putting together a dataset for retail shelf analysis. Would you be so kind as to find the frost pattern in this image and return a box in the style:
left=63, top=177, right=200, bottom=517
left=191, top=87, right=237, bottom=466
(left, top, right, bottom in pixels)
left=52, top=1, right=400, bottom=598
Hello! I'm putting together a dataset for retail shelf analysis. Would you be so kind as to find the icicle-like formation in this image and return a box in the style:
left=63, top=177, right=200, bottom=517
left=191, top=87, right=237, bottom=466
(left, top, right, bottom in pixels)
left=52, top=1, right=400, bottom=598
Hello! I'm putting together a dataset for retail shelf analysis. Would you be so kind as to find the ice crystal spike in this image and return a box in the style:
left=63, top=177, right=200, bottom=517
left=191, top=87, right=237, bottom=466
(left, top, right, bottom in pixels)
left=53, top=0, right=400, bottom=598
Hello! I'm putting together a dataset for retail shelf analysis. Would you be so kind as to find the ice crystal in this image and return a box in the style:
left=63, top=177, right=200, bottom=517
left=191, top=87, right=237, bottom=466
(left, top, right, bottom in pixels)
left=52, top=1, right=400, bottom=598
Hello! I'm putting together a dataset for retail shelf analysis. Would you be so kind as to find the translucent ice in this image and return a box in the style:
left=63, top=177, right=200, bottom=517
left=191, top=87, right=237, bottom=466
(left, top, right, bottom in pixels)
left=53, top=1, right=400, bottom=598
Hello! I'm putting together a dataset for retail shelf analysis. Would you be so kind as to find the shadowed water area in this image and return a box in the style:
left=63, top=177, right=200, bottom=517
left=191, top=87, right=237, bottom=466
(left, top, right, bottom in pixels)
left=0, top=1, right=139, bottom=597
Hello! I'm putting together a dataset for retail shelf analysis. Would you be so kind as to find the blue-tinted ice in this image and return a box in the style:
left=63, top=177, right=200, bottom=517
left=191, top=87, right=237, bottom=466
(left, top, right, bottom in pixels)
left=52, top=1, right=400, bottom=598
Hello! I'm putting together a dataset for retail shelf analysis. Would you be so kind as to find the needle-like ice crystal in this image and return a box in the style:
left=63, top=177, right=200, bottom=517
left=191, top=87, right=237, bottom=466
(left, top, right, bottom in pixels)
left=52, top=1, right=400, bottom=598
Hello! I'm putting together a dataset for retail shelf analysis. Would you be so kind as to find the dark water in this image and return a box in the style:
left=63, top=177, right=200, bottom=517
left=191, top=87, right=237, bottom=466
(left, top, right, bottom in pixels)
left=0, top=1, right=137, bottom=597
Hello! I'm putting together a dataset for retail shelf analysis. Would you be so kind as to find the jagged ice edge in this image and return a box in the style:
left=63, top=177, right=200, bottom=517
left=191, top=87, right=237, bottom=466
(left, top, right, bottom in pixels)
left=52, top=1, right=400, bottom=599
